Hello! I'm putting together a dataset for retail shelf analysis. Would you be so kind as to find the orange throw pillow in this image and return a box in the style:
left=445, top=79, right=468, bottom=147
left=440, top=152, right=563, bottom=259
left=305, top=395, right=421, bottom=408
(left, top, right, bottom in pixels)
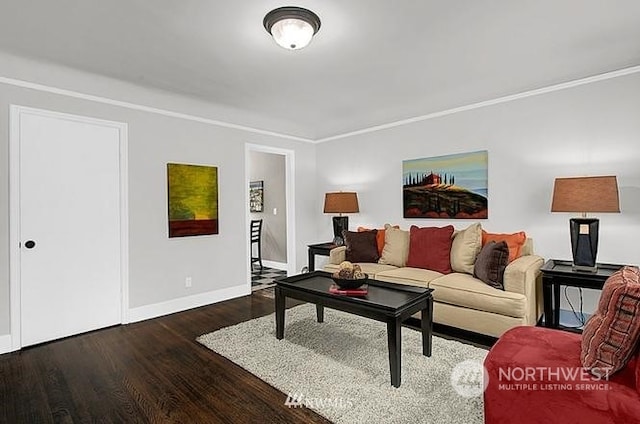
left=482, top=230, right=526, bottom=263
left=358, top=225, right=399, bottom=256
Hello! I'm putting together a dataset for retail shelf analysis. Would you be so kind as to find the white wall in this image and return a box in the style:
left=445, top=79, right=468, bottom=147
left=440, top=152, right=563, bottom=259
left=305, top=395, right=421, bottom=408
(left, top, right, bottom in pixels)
left=0, top=55, right=318, bottom=342
left=249, top=151, right=287, bottom=264
left=316, top=72, right=640, bottom=314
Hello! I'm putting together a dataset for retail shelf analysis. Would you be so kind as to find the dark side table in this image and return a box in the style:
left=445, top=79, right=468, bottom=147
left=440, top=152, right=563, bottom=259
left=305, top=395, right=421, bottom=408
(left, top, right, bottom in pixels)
left=307, top=242, right=337, bottom=271
left=541, top=259, right=625, bottom=330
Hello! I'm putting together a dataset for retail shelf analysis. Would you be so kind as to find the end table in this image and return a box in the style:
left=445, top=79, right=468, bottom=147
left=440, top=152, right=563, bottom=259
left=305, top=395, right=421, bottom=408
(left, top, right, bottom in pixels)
left=541, top=259, right=624, bottom=331
left=307, top=242, right=337, bottom=271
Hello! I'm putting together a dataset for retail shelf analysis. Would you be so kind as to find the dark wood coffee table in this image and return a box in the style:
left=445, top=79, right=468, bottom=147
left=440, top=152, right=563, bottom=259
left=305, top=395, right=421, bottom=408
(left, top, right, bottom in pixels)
left=275, top=271, right=433, bottom=388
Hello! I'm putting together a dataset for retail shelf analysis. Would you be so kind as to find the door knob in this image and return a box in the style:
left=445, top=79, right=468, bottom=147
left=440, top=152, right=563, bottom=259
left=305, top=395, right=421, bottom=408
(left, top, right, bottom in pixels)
left=24, top=240, right=36, bottom=249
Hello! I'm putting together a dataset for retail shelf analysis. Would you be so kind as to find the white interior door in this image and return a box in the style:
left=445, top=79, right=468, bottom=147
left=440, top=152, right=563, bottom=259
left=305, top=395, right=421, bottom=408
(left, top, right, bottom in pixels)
left=15, top=107, right=124, bottom=347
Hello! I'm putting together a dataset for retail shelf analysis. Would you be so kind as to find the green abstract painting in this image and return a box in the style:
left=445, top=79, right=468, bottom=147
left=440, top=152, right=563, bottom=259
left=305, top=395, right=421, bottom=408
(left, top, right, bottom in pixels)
left=167, top=163, right=219, bottom=237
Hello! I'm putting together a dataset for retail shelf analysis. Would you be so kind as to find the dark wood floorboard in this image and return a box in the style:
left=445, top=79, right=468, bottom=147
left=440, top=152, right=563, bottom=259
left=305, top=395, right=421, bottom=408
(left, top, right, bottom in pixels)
left=0, top=290, right=330, bottom=424
left=0, top=288, right=491, bottom=423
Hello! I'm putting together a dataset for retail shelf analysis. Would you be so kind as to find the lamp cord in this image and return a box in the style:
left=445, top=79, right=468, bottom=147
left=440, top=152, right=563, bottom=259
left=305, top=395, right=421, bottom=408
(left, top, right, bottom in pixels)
left=563, top=286, right=586, bottom=328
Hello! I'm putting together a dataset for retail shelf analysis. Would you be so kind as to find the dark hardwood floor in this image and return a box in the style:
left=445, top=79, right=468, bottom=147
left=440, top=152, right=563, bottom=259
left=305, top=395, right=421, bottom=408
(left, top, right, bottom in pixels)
left=0, top=288, right=493, bottom=423
left=0, top=290, right=330, bottom=424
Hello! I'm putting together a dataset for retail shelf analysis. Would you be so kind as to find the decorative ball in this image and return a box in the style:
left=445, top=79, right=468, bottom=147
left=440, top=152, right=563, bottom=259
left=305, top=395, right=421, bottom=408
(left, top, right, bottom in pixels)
left=353, top=270, right=365, bottom=279
left=339, top=261, right=354, bottom=270
left=338, top=268, right=353, bottom=279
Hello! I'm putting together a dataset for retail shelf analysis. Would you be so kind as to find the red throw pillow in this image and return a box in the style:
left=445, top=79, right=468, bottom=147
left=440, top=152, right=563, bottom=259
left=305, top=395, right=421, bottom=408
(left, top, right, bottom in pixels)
left=581, top=266, right=640, bottom=376
left=482, top=230, right=527, bottom=263
left=406, top=225, right=454, bottom=274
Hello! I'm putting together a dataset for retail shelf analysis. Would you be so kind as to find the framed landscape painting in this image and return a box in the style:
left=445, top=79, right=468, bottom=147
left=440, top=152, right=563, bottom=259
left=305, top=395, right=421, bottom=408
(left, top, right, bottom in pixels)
left=167, top=163, right=219, bottom=237
left=403, top=150, right=488, bottom=219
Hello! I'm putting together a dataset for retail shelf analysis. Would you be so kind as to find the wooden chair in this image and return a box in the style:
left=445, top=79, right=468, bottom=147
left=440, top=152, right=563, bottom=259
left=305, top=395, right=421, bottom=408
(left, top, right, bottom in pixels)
left=250, top=219, right=263, bottom=271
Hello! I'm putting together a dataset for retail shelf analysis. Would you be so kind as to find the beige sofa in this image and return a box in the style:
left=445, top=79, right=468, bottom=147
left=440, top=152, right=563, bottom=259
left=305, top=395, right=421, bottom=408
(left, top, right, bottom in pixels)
left=324, top=239, right=544, bottom=338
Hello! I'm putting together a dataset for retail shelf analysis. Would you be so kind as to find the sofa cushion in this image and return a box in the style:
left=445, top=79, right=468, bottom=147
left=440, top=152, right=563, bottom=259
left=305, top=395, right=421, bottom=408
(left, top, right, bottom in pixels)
left=482, top=230, right=527, bottom=263
left=406, top=225, right=454, bottom=273
left=358, top=225, right=399, bottom=256
left=375, top=267, right=443, bottom=288
left=430, top=273, right=526, bottom=318
left=450, top=222, right=482, bottom=274
left=324, top=262, right=397, bottom=278
left=378, top=225, right=409, bottom=267
left=342, top=230, right=379, bottom=263
left=473, top=240, right=509, bottom=290
left=582, top=266, right=640, bottom=375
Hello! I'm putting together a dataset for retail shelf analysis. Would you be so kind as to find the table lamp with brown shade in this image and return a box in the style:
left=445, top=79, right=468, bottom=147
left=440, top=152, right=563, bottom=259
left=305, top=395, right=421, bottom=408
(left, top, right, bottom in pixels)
left=551, top=175, right=620, bottom=272
left=323, top=192, right=359, bottom=246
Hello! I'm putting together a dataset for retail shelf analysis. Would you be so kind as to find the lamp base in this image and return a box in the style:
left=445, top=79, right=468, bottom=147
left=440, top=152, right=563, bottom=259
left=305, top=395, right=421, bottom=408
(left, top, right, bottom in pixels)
left=570, top=217, right=599, bottom=272
left=332, top=216, right=349, bottom=246
left=571, top=264, right=598, bottom=273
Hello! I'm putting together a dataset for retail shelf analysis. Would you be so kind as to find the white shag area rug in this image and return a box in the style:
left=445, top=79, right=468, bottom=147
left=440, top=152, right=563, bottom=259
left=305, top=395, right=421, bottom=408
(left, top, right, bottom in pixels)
left=197, top=303, right=487, bottom=424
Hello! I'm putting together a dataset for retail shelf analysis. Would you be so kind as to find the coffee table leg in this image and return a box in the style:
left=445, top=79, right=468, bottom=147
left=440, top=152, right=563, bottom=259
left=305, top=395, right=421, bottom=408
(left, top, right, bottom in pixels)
left=275, top=286, right=285, bottom=339
left=316, top=303, right=324, bottom=323
left=387, top=319, right=401, bottom=388
left=421, top=297, right=433, bottom=357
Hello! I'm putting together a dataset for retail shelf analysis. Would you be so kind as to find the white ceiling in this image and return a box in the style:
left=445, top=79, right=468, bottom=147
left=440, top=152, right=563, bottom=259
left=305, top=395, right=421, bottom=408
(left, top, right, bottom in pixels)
left=1, top=0, right=639, bottom=140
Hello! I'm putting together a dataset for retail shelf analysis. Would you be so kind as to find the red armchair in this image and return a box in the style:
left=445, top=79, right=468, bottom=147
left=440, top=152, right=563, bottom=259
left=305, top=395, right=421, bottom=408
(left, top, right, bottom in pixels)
left=484, top=326, right=640, bottom=424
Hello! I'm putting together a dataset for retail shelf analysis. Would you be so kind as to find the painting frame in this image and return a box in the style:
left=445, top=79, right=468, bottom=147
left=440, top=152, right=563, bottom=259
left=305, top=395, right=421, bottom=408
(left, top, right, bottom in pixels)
left=249, top=180, right=264, bottom=213
left=167, top=162, right=219, bottom=237
left=402, top=150, right=488, bottom=219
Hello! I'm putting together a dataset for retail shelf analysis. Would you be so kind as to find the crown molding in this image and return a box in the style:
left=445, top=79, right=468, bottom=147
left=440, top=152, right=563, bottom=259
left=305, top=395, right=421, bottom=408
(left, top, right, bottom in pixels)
left=315, top=65, right=640, bottom=143
left=2, top=64, right=639, bottom=145
left=0, top=76, right=314, bottom=143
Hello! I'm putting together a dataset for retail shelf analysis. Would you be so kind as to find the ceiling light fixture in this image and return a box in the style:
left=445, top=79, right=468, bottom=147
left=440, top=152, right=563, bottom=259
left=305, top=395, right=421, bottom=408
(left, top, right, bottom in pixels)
left=263, top=6, right=321, bottom=50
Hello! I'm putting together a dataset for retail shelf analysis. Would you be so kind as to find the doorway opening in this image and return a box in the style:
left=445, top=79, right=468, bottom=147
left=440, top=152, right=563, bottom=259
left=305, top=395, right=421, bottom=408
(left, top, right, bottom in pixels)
left=245, top=144, right=296, bottom=292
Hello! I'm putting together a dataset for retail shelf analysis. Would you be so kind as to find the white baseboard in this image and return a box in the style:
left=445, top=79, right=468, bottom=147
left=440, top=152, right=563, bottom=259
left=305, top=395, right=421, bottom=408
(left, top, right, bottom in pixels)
left=0, top=334, right=13, bottom=355
left=127, top=284, right=250, bottom=324
left=0, top=285, right=250, bottom=352
left=262, top=260, right=288, bottom=271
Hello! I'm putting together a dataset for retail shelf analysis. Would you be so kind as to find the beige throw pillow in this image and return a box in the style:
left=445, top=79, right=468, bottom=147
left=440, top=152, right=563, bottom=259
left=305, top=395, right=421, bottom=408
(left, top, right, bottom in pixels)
left=378, top=224, right=410, bottom=267
left=450, top=223, right=482, bottom=274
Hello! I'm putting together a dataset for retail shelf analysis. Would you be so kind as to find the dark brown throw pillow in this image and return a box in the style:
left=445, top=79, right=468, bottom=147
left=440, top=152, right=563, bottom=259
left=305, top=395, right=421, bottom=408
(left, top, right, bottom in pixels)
left=473, top=241, right=509, bottom=290
left=343, top=230, right=379, bottom=263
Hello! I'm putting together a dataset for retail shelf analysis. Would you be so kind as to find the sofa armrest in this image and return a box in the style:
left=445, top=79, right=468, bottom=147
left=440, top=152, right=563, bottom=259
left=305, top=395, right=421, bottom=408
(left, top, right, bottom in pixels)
left=503, top=254, right=544, bottom=325
left=329, top=246, right=347, bottom=264
left=503, top=255, right=543, bottom=294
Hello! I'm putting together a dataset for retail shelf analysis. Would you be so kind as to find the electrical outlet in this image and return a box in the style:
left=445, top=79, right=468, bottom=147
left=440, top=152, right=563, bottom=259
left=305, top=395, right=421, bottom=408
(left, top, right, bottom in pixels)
left=185, top=276, right=192, bottom=288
